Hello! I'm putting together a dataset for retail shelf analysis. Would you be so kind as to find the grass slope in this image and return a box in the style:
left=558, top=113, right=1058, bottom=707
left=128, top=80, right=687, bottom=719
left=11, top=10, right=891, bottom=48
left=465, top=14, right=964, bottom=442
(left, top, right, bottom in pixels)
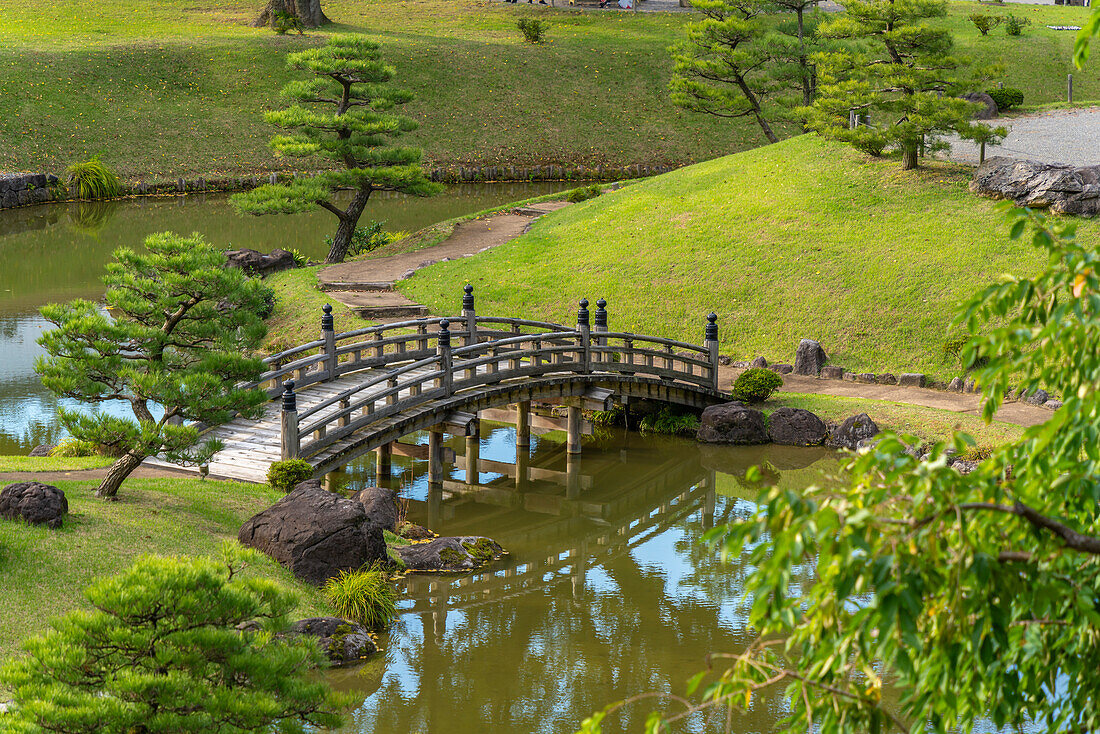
left=2, top=0, right=1095, bottom=180
left=0, top=0, right=762, bottom=180
left=401, top=134, right=1100, bottom=379
left=0, top=476, right=326, bottom=660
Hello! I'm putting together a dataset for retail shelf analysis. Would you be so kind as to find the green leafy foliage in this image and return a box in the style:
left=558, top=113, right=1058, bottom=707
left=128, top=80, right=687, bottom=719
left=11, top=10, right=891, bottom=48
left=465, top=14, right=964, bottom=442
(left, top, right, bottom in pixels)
left=517, top=17, right=549, bottom=44
left=231, top=35, right=442, bottom=264
left=35, top=232, right=269, bottom=498
left=1004, top=13, right=1030, bottom=36
left=802, top=0, right=1005, bottom=169
left=986, top=86, right=1024, bottom=110
left=267, top=459, right=315, bottom=492
left=321, top=567, right=397, bottom=631
left=731, top=367, right=783, bottom=402
left=0, top=546, right=346, bottom=733
left=323, top=220, right=401, bottom=257
left=969, top=13, right=1003, bottom=35
left=580, top=207, right=1100, bottom=733
left=64, top=157, right=121, bottom=200
left=273, top=9, right=305, bottom=35
left=48, top=438, right=98, bottom=458
left=566, top=184, right=603, bottom=203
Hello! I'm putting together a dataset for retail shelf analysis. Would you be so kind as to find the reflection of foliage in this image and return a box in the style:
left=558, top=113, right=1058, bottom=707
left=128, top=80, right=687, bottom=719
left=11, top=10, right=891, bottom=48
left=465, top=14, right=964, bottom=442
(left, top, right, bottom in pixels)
left=66, top=200, right=117, bottom=236
left=638, top=407, right=699, bottom=437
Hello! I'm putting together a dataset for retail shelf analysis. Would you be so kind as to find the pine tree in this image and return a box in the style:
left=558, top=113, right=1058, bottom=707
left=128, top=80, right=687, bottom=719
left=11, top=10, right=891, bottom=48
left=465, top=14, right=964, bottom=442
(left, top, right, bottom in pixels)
left=0, top=547, right=346, bottom=733
left=802, top=0, right=1003, bottom=170
left=233, top=35, right=442, bottom=264
left=35, top=232, right=270, bottom=499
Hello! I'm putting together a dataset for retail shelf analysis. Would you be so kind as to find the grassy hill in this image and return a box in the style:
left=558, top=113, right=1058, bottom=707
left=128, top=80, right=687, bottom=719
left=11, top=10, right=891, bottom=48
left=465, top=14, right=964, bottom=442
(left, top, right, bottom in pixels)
left=400, top=134, right=1100, bottom=379
left=0, top=0, right=1097, bottom=181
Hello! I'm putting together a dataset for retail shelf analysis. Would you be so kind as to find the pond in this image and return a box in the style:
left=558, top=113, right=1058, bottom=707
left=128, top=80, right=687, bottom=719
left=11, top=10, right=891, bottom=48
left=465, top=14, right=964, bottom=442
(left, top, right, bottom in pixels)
left=322, top=424, right=843, bottom=734
left=0, top=183, right=571, bottom=454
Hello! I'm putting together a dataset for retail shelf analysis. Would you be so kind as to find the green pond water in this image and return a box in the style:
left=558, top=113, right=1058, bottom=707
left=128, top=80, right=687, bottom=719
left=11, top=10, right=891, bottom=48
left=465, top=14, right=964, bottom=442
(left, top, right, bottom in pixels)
left=0, top=183, right=569, bottom=454
left=323, top=426, right=843, bottom=734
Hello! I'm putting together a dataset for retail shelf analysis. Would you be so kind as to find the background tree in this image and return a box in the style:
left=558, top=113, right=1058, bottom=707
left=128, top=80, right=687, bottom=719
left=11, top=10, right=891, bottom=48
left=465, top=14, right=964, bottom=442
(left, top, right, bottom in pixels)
left=233, top=35, right=442, bottom=264
left=578, top=208, right=1100, bottom=733
left=669, top=0, right=825, bottom=144
left=1, top=546, right=346, bottom=733
left=254, top=0, right=330, bottom=29
left=802, top=0, right=1002, bottom=170
left=36, top=232, right=270, bottom=499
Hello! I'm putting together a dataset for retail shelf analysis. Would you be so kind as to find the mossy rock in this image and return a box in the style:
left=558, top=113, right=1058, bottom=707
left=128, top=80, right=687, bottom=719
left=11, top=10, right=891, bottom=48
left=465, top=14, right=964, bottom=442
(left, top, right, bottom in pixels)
left=289, top=617, right=378, bottom=666
left=392, top=535, right=505, bottom=573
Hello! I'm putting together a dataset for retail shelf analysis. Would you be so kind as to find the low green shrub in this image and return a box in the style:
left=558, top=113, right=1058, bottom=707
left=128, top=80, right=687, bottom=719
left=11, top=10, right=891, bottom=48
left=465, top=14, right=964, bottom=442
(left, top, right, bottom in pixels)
left=986, top=87, right=1024, bottom=111
left=288, top=248, right=309, bottom=267
left=639, top=407, right=700, bottom=437
left=273, top=9, right=304, bottom=35
left=1004, top=13, right=1030, bottom=35
left=517, top=17, right=549, bottom=44
left=325, top=221, right=402, bottom=257
left=50, top=438, right=98, bottom=458
left=969, top=13, right=1003, bottom=34
left=65, top=157, right=121, bottom=200
left=732, top=368, right=784, bottom=403
left=266, top=459, right=314, bottom=492
left=566, top=184, right=603, bottom=203
left=322, top=567, right=397, bottom=630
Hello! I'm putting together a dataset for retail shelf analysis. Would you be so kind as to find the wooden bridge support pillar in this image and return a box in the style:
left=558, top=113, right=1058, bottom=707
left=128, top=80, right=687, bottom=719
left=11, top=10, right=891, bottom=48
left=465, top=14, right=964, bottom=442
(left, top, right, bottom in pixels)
left=427, top=482, right=443, bottom=530
left=702, top=469, right=716, bottom=530
left=573, top=539, right=588, bottom=599
left=515, top=443, right=530, bottom=491
left=515, top=401, right=531, bottom=448
left=324, top=471, right=339, bottom=493
left=465, top=430, right=480, bottom=486
left=567, top=404, right=583, bottom=455
left=428, top=429, right=445, bottom=486
left=375, top=442, right=392, bottom=481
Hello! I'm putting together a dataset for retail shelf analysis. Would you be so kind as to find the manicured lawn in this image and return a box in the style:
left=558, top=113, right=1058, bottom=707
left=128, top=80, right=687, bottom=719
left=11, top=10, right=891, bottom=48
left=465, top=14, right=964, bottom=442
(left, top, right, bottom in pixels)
left=400, top=134, right=1100, bottom=380
left=0, top=0, right=764, bottom=181
left=0, top=455, right=113, bottom=472
left=0, top=475, right=325, bottom=661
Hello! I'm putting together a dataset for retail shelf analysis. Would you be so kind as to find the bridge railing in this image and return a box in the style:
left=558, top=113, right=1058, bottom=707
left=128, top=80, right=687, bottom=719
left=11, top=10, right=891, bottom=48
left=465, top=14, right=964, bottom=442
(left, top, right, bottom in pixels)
left=274, top=288, right=722, bottom=461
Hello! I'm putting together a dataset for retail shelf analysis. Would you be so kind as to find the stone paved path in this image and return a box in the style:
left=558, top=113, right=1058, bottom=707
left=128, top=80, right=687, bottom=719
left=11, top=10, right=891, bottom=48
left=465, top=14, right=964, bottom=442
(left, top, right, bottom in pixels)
left=943, top=106, right=1100, bottom=166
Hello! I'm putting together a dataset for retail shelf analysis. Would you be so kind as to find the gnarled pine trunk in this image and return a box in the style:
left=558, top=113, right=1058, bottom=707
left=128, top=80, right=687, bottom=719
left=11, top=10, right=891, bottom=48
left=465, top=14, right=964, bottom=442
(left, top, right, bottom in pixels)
left=902, top=143, right=919, bottom=170
left=253, top=0, right=331, bottom=28
left=96, top=450, right=146, bottom=499
left=325, top=188, right=373, bottom=264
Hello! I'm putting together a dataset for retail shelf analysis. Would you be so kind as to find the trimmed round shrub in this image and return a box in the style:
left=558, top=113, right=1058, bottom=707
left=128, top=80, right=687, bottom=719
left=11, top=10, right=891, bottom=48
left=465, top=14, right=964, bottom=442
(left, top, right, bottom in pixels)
left=986, top=87, right=1024, bottom=111
left=732, top=368, right=784, bottom=403
left=267, top=459, right=314, bottom=492
left=322, top=567, right=397, bottom=630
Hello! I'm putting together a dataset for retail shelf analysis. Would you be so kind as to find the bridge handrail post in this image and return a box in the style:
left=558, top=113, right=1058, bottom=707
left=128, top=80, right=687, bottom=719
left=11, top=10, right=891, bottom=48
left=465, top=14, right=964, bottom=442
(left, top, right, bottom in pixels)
left=462, top=284, right=477, bottom=346
left=321, top=304, right=336, bottom=381
left=577, top=298, right=591, bottom=374
left=280, top=380, right=300, bottom=460
left=705, top=313, right=720, bottom=391
left=437, top=319, right=453, bottom=396
left=594, top=298, right=607, bottom=367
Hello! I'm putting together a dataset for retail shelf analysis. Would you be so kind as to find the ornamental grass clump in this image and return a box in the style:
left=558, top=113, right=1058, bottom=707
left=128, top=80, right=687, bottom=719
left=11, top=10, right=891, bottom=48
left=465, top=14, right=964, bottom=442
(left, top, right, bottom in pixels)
left=322, top=567, right=397, bottom=630
left=65, top=157, right=121, bottom=200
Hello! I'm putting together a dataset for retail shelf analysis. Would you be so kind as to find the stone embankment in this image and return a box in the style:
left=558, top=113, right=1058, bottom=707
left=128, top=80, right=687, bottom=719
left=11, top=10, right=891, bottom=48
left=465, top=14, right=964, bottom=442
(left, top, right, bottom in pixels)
left=0, top=173, right=60, bottom=209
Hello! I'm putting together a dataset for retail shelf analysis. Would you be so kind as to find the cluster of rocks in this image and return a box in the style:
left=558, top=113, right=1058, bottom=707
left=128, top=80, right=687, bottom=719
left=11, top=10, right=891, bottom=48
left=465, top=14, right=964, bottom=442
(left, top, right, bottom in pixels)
left=224, top=247, right=298, bottom=276
left=0, top=481, right=68, bottom=529
left=237, top=479, right=506, bottom=582
left=697, top=403, right=881, bottom=451
left=0, top=173, right=61, bottom=209
left=970, top=157, right=1100, bottom=217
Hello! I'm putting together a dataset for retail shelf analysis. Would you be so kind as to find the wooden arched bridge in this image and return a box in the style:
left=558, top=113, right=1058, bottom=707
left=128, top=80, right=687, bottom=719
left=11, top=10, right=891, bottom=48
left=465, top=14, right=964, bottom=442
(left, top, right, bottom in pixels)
left=150, top=287, right=730, bottom=483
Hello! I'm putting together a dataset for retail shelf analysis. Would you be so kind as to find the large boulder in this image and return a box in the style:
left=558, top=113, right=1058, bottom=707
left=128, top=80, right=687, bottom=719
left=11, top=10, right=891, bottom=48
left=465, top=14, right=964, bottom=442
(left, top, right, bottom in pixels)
left=825, top=413, right=880, bottom=450
left=224, top=247, right=296, bottom=276
left=352, top=487, right=400, bottom=532
left=28, top=444, right=54, bottom=457
left=697, top=403, right=769, bottom=445
left=238, top=480, right=387, bottom=585
left=768, top=407, right=827, bottom=446
left=898, top=373, right=926, bottom=388
left=793, top=339, right=828, bottom=376
left=971, top=157, right=1100, bottom=217
left=962, top=91, right=998, bottom=120
left=0, top=482, right=68, bottom=529
left=289, top=617, right=377, bottom=665
left=393, top=536, right=505, bottom=572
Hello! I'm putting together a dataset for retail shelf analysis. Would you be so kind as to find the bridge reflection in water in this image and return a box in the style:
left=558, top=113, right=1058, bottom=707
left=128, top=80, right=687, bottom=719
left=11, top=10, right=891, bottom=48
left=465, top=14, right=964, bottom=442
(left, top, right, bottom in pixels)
left=326, top=424, right=841, bottom=734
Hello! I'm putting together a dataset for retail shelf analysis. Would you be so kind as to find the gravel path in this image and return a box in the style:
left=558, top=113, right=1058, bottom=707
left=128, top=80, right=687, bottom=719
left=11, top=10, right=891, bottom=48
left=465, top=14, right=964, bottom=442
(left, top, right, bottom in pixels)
left=942, top=106, right=1100, bottom=166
